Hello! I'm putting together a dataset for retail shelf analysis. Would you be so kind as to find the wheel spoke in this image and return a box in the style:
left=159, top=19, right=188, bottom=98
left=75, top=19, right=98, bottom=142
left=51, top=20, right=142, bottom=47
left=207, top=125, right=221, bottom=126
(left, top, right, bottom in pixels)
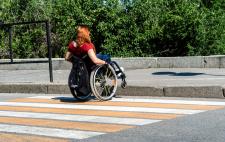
left=102, top=86, right=109, bottom=97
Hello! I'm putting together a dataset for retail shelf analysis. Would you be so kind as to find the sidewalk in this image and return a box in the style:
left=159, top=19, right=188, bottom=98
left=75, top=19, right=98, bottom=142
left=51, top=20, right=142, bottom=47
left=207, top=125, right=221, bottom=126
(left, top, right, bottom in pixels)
left=1, top=68, right=225, bottom=98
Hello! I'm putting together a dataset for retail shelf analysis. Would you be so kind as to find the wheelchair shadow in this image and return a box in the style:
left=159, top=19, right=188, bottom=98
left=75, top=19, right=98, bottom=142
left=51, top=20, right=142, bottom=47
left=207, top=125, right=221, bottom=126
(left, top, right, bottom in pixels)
left=52, top=96, right=96, bottom=103
left=52, top=95, right=122, bottom=103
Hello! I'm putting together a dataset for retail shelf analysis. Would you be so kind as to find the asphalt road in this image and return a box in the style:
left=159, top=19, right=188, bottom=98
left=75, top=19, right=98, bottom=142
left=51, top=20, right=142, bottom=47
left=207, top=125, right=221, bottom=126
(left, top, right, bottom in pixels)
left=81, top=105, right=225, bottom=142
left=0, top=93, right=225, bottom=142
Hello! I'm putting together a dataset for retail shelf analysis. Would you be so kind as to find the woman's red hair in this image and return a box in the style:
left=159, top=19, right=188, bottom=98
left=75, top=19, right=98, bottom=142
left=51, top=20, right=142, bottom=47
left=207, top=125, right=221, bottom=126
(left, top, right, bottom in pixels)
left=76, top=25, right=91, bottom=47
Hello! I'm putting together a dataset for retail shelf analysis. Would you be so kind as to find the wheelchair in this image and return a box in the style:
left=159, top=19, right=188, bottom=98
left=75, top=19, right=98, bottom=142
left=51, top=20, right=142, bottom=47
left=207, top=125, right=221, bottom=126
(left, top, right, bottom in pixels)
left=68, top=55, right=127, bottom=101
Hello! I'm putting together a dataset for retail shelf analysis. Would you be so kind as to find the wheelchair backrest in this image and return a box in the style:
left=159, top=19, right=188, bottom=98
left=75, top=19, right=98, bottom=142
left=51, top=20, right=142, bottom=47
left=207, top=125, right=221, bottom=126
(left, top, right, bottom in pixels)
left=69, top=55, right=91, bottom=94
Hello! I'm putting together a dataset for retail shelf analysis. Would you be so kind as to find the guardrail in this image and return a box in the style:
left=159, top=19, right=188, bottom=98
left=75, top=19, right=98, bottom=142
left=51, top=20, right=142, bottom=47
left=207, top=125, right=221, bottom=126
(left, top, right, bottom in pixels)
left=0, top=20, right=53, bottom=82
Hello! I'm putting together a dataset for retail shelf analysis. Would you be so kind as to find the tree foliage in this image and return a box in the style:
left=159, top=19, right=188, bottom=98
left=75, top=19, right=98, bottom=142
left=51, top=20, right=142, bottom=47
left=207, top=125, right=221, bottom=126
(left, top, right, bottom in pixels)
left=0, top=0, right=225, bottom=58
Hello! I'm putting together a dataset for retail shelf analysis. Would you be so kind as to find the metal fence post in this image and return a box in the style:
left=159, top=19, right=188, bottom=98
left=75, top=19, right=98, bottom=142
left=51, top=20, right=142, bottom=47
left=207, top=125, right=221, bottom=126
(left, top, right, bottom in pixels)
left=8, top=26, right=13, bottom=63
left=46, top=21, right=53, bottom=82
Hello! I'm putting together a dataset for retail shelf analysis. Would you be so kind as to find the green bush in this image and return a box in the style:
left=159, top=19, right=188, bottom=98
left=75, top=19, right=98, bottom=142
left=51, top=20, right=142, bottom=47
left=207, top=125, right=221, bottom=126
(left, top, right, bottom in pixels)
left=0, top=0, right=225, bottom=58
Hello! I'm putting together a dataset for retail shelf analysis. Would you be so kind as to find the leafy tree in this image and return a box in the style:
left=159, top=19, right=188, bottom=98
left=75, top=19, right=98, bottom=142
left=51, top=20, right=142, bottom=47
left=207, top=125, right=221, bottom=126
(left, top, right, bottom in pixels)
left=0, top=0, right=225, bottom=58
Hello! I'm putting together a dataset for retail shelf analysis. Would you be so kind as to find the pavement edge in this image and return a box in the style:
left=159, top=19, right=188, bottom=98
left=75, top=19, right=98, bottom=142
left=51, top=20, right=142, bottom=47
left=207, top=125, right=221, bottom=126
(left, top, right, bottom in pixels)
left=0, top=84, right=225, bottom=98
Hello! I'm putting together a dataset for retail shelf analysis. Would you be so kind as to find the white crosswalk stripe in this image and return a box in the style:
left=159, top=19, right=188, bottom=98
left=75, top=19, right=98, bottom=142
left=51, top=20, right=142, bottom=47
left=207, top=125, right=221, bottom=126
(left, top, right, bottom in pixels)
left=29, top=95, right=225, bottom=106
left=0, top=124, right=104, bottom=139
left=0, top=110, right=160, bottom=125
left=0, top=102, right=205, bottom=114
left=111, top=98, right=225, bottom=106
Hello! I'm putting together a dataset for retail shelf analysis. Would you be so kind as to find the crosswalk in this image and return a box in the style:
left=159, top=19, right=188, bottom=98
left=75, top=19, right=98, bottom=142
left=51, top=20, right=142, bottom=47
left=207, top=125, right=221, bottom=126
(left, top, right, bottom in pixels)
left=0, top=96, right=224, bottom=141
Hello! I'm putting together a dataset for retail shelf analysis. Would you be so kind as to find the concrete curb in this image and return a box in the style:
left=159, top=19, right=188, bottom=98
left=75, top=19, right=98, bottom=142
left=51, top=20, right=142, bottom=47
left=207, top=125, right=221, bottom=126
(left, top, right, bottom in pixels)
left=1, top=83, right=225, bottom=98
left=163, top=86, right=224, bottom=98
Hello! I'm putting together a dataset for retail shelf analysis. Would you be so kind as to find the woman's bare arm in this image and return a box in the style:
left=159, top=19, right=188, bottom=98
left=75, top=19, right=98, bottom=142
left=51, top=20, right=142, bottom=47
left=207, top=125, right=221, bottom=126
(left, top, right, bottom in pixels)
left=65, top=51, right=73, bottom=61
left=87, top=49, right=106, bottom=65
left=65, top=41, right=77, bottom=61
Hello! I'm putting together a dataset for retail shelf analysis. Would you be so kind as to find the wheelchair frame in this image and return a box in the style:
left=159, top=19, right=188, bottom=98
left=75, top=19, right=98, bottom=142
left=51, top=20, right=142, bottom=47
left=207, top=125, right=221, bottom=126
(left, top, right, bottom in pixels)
left=68, top=56, right=127, bottom=101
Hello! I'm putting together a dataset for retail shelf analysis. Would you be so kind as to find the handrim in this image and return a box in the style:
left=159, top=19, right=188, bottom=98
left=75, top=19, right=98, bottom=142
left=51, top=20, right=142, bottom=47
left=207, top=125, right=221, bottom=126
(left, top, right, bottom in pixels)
left=90, top=64, right=118, bottom=101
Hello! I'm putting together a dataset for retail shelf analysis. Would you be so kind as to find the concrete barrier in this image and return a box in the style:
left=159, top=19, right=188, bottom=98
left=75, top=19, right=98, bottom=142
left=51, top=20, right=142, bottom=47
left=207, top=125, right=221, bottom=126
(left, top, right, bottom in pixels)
left=1, top=55, right=225, bottom=70
left=156, top=56, right=204, bottom=68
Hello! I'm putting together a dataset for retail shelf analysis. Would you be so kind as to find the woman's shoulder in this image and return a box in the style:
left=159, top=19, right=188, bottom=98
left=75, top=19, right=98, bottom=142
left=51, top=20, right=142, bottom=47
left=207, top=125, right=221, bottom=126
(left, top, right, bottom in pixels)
left=68, top=41, right=77, bottom=49
left=81, top=42, right=94, bottom=51
left=68, top=41, right=78, bottom=53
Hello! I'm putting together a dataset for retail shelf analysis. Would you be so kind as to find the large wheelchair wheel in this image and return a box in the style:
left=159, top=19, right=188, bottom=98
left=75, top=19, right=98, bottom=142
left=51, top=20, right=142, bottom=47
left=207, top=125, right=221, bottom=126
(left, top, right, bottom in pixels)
left=90, top=64, right=118, bottom=101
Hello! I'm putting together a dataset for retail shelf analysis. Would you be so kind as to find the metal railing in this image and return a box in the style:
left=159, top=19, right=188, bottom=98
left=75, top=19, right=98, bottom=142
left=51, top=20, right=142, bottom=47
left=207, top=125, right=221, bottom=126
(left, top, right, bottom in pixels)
left=0, top=20, right=53, bottom=82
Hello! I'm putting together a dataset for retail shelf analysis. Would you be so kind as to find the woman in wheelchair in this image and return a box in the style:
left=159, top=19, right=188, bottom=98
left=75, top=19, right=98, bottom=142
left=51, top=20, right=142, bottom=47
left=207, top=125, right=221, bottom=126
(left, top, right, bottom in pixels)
left=65, top=25, right=126, bottom=101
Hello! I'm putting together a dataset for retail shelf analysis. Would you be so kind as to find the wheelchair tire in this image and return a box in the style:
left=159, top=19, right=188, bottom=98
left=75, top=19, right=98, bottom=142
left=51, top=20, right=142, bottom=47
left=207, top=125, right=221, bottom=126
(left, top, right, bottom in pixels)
left=90, top=64, right=118, bottom=101
left=69, top=88, right=91, bottom=101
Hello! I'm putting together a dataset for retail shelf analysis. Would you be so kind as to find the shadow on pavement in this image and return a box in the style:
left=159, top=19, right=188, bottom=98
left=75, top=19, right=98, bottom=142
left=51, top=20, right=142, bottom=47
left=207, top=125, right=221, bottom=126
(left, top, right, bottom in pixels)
left=52, top=96, right=96, bottom=103
left=152, top=71, right=225, bottom=77
left=152, top=72, right=204, bottom=76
